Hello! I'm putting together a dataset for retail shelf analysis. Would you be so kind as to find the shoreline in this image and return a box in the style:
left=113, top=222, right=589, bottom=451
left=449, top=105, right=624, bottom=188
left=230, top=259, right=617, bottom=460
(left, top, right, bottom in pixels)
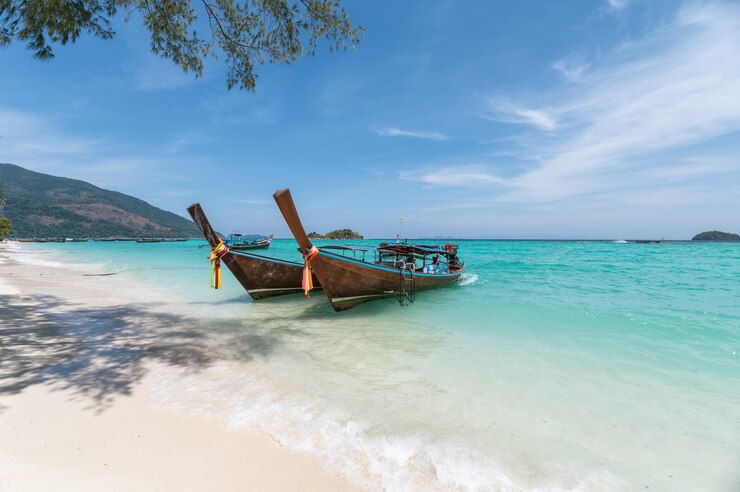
left=0, top=243, right=361, bottom=491
left=2, top=241, right=737, bottom=490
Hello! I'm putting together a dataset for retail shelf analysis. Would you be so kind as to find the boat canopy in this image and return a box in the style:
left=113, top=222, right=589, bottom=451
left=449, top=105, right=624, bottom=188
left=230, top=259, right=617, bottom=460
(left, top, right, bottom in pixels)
left=321, top=243, right=457, bottom=257
left=228, top=233, right=268, bottom=240
left=320, top=245, right=377, bottom=252
left=378, top=244, right=450, bottom=256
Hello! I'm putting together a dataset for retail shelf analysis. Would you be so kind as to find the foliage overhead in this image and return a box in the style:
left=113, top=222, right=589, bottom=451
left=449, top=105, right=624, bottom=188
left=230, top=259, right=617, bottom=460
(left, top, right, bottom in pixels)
left=0, top=0, right=364, bottom=91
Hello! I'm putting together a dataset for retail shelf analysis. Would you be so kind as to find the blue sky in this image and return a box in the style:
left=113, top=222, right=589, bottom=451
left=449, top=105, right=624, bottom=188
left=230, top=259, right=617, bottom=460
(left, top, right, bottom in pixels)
left=1, top=0, right=739, bottom=239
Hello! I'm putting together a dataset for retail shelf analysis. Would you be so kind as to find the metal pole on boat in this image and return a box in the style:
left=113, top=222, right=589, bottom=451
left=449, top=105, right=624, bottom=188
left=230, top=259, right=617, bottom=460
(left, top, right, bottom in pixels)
left=398, top=216, right=403, bottom=244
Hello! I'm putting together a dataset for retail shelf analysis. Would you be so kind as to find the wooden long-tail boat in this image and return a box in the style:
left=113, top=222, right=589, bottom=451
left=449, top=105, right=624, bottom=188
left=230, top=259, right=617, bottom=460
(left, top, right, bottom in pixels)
left=225, top=232, right=273, bottom=250
left=273, top=189, right=465, bottom=311
left=187, top=203, right=319, bottom=300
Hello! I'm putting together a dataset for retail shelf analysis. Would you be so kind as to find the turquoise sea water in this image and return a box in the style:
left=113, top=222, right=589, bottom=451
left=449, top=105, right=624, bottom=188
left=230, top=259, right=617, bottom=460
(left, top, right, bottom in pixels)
left=15, top=240, right=740, bottom=490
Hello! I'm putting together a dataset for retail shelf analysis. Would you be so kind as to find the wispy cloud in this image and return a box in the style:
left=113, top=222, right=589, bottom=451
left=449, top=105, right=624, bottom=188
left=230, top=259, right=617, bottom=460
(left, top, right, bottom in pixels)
left=376, top=127, right=448, bottom=141
left=400, top=165, right=507, bottom=186
left=0, top=106, right=210, bottom=205
left=0, top=107, right=103, bottom=159
left=607, top=0, right=630, bottom=11
left=482, top=99, right=558, bottom=131
left=551, top=56, right=590, bottom=82
left=508, top=2, right=740, bottom=202
left=164, top=131, right=213, bottom=154
left=414, top=2, right=740, bottom=209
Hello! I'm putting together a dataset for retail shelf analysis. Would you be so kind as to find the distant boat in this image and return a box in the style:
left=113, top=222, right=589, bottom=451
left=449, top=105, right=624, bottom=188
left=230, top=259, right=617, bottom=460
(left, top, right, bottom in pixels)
left=225, top=232, right=273, bottom=250
left=65, top=238, right=88, bottom=242
left=136, top=238, right=164, bottom=243
left=34, top=238, right=65, bottom=243
left=273, top=188, right=465, bottom=311
left=187, top=203, right=319, bottom=299
left=635, top=238, right=664, bottom=244
left=93, top=238, right=117, bottom=242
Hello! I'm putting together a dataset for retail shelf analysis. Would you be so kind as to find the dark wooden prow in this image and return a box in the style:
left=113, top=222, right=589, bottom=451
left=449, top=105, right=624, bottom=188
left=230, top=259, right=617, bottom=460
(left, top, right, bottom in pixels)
left=186, top=202, right=252, bottom=293
left=272, top=189, right=338, bottom=300
left=187, top=203, right=221, bottom=248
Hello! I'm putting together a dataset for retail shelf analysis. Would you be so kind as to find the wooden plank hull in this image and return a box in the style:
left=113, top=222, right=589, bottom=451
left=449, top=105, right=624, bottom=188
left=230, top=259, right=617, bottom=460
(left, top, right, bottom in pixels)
left=272, top=188, right=463, bottom=312
left=187, top=203, right=318, bottom=300
left=317, top=250, right=463, bottom=311
left=225, top=251, right=320, bottom=300
left=229, top=241, right=271, bottom=250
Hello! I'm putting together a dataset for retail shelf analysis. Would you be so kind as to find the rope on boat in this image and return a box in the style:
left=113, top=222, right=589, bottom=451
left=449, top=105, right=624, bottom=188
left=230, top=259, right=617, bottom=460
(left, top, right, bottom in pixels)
left=210, top=241, right=229, bottom=289
left=302, top=245, right=319, bottom=297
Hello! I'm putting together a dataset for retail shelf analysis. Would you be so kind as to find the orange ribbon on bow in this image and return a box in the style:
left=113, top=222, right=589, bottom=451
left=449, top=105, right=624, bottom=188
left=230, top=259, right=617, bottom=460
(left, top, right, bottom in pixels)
left=302, top=245, right=319, bottom=297
left=210, top=240, right=229, bottom=289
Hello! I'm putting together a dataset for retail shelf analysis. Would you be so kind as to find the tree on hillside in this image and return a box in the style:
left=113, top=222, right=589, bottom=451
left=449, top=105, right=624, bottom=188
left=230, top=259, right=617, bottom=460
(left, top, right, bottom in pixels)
left=0, top=181, right=9, bottom=237
left=0, top=0, right=364, bottom=91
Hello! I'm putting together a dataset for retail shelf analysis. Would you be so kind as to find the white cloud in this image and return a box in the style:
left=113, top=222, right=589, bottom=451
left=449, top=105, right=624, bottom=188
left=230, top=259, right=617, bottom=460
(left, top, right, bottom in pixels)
left=399, top=1, right=740, bottom=236
left=607, top=0, right=630, bottom=11
left=482, top=99, right=558, bottom=131
left=0, top=108, right=102, bottom=160
left=428, top=2, right=740, bottom=209
left=0, top=106, right=207, bottom=198
left=164, top=131, right=214, bottom=154
left=376, top=127, right=448, bottom=141
left=551, top=56, right=590, bottom=82
left=507, top=2, right=740, bottom=203
left=400, top=165, right=507, bottom=186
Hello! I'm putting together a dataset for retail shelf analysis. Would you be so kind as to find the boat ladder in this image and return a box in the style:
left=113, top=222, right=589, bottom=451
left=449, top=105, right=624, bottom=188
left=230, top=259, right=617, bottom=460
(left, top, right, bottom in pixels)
left=395, top=264, right=416, bottom=306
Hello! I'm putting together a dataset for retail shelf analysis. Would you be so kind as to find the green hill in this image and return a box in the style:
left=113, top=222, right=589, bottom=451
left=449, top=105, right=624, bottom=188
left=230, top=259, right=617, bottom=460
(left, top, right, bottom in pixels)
left=307, top=229, right=363, bottom=240
left=692, top=230, right=740, bottom=241
left=0, top=163, right=197, bottom=238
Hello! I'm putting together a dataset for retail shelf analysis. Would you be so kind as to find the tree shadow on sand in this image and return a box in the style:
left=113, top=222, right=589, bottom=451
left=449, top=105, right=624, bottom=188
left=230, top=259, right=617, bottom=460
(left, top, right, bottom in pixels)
left=0, top=293, right=326, bottom=413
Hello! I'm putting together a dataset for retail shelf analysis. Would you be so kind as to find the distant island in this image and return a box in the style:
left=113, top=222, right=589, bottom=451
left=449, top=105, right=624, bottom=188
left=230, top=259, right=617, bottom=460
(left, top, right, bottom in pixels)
left=307, top=229, right=363, bottom=240
left=692, top=230, right=740, bottom=241
left=0, top=163, right=197, bottom=238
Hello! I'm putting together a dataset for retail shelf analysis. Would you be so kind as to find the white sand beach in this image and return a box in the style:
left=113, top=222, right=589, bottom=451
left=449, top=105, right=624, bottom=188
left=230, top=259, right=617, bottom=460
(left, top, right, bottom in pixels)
left=0, top=243, right=360, bottom=491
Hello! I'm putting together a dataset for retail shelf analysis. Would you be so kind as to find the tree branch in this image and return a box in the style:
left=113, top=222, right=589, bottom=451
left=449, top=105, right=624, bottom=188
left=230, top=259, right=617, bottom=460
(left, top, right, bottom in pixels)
left=200, top=1, right=284, bottom=59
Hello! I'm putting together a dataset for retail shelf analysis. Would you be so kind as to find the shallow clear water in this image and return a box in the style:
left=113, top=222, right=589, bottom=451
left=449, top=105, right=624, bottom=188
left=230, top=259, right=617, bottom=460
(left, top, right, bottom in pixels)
left=16, top=240, right=740, bottom=490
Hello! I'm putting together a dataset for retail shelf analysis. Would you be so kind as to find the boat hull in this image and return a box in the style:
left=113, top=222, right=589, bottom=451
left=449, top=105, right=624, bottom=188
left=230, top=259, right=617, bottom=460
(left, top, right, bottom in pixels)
left=225, top=251, right=320, bottom=300
left=317, top=250, right=463, bottom=311
left=229, top=242, right=271, bottom=250
left=187, top=203, right=318, bottom=300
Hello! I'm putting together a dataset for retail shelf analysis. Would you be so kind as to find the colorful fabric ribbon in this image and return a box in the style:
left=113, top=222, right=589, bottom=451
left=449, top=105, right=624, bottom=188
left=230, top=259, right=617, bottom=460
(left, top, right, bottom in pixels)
left=302, top=245, right=319, bottom=297
left=210, top=240, right=229, bottom=289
